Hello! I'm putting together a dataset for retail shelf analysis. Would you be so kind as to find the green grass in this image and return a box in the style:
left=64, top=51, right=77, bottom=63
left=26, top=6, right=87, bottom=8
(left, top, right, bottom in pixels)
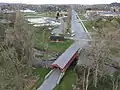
left=54, top=69, right=77, bottom=90
left=83, top=21, right=94, bottom=32
left=77, top=16, right=94, bottom=32
left=38, top=12, right=56, bottom=18
left=31, top=68, right=50, bottom=90
left=35, top=27, right=74, bottom=53
left=48, top=40, right=73, bottom=52
left=79, top=14, right=86, bottom=20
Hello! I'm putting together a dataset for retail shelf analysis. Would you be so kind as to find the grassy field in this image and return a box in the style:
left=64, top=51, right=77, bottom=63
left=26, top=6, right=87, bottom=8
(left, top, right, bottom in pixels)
left=31, top=68, right=50, bottom=90
left=25, top=12, right=73, bottom=53
left=79, top=14, right=86, bottom=20
left=54, top=68, right=77, bottom=90
left=38, top=12, right=56, bottom=18
left=83, top=21, right=94, bottom=32
left=78, top=14, right=94, bottom=32
left=35, top=27, right=74, bottom=53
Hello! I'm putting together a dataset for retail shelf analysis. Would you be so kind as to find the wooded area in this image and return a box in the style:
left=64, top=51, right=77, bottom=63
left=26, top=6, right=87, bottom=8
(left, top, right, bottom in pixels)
left=0, top=11, right=34, bottom=90
left=74, top=18, right=120, bottom=90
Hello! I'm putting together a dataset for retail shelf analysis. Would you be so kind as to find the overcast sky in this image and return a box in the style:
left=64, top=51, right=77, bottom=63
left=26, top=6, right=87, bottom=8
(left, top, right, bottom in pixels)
left=0, top=0, right=120, bottom=4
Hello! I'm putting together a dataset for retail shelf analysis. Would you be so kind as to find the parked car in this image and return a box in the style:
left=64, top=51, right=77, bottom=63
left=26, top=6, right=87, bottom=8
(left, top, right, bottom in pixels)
left=71, top=33, right=75, bottom=37
left=71, top=30, right=75, bottom=37
left=51, top=32, right=55, bottom=35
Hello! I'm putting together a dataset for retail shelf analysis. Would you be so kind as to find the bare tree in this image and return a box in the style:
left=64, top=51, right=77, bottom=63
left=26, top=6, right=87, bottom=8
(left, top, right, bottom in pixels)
left=74, top=19, right=120, bottom=90
left=0, top=11, right=34, bottom=90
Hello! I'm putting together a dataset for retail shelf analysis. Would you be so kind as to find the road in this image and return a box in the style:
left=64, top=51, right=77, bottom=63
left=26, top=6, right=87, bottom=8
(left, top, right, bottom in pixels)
left=37, top=9, right=89, bottom=90
left=37, top=69, right=61, bottom=90
left=71, top=10, right=89, bottom=40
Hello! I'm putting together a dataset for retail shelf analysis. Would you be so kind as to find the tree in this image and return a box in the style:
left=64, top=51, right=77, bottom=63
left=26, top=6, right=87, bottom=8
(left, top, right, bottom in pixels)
left=0, top=23, right=6, bottom=42
left=74, top=19, right=120, bottom=90
left=0, top=11, right=34, bottom=90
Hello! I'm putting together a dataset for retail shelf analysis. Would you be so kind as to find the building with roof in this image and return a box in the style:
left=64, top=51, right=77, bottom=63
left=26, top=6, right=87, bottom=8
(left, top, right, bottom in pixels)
left=86, top=10, right=120, bottom=20
left=52, top=43, right=80, bottom=72
left=100, top=12, right=120, bottom=18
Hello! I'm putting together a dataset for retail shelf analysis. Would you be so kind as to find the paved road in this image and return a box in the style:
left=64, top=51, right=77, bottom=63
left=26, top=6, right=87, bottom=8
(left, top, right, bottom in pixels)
left=37, top=69, right=61, bottom=90
left=37, top=9, right=89, bottom=90
left=71, top=10, right=89, bottom=40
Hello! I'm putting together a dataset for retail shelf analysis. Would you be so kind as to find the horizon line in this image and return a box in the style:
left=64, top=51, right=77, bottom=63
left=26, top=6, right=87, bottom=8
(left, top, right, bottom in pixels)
left=0, top=1, right=119, bottom=5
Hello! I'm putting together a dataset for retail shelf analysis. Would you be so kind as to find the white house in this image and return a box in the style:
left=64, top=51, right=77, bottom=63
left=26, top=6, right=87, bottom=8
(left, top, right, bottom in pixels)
left=20, top=9, right=36, bottom=13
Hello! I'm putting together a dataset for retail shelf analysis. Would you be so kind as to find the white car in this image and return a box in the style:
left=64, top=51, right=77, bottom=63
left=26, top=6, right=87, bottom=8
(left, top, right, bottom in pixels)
left=48, top=27, right=52, bottom=30
left=71, top=30, right=75, bottom=33
left=51, top=32, right=54, bottom=35
left=67, top=32, right=70, bottom=35
left=71, top=33, right=75, bottom=37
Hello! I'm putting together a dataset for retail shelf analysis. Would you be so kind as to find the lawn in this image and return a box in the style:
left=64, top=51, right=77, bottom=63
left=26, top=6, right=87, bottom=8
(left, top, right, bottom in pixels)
left=31, top=68, right=50, bottom=90
left=54, top=68, right=77, bottom=90
left=83, top=21, right=94, bottom=32
left=35, top=26, right=74, bottom=53
left=77, top=15, right=94, bottom=32
left=38, top=12, right=56, bottom=18
left=79, top=14, right=86, bottom=20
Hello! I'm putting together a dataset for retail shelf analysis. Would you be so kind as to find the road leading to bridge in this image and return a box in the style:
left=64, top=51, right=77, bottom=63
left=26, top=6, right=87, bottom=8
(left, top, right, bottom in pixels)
left=37, top=69, right=61, bottom=90
left=37, top=9, right=89, bottom=90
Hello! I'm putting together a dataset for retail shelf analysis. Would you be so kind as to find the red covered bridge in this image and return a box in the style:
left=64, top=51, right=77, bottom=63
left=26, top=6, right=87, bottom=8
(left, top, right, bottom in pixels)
left=51, top=43, right=80, bottom=72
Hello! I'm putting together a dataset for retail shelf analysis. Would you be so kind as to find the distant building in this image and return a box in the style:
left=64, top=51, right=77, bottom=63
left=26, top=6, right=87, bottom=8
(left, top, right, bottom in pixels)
left=86, top=10, right=104, bottom=20
left=86, top=10, right=110, bottom=15
left=100, top=12, right=120, bottom=18
left=86, top=10, right=120, bottom=20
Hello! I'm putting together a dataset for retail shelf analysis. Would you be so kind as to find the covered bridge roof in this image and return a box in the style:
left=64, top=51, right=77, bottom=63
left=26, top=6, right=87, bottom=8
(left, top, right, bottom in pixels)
left=52, top=43, right=80, bottom=70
